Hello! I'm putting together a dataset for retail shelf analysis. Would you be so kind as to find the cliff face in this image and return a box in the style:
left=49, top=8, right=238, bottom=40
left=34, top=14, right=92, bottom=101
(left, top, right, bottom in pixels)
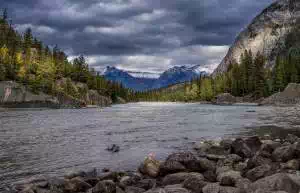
left=214, top=0, right=300, bottom=75
left=0, top=81, right=60, bottom=108
left=0, top=81, right=112, bottom=108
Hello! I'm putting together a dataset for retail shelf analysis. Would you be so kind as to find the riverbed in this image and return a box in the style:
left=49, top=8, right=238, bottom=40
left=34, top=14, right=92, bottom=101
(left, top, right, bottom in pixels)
left=0, top=102, right=299, bottom=189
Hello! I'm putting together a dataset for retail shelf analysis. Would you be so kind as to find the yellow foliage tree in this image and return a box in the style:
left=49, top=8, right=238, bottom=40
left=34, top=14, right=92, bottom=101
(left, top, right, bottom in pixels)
left=0, top=45, right=9, bottom=64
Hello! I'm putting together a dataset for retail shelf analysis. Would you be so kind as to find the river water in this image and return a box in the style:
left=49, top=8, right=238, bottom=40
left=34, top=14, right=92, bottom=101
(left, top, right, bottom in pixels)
left=0, top=102, right=300, bottom=189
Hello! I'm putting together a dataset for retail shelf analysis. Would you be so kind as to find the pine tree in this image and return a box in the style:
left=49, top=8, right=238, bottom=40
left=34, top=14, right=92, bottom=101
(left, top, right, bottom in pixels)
left=253, top=52, right=266, bottom=98
left=273, top=55, right=286, bottom=92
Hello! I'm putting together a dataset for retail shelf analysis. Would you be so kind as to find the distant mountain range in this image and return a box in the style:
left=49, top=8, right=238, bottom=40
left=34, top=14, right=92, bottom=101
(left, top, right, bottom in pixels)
left=102, top=65, right=207, bottom=91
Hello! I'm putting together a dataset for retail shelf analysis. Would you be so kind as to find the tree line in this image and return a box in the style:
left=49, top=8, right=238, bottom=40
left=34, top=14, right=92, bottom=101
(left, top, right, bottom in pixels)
left=135, top=48, right=300, bottom=102
left=0, top=9, right=132, bottom=102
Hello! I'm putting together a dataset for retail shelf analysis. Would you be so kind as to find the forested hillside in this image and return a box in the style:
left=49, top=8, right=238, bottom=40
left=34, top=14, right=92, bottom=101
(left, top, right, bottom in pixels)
left=0, top=10, right=133, bottom=104
left=136, top=21, right=300, bottom=102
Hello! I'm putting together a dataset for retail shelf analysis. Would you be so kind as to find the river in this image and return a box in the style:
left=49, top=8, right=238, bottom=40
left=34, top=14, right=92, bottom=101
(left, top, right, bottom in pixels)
left=0, top=102, right=300, bottom=189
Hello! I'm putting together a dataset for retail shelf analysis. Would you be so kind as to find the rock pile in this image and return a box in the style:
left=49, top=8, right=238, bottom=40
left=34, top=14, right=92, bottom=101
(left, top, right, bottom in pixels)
left=13, top=134, right=300, bottom=193
left=261, top=83, right=300, bottom=106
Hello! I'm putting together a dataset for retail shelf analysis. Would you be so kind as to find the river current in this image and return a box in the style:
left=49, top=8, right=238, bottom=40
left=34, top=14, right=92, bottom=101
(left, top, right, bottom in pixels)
left=1, top=102, right=300, bottom=189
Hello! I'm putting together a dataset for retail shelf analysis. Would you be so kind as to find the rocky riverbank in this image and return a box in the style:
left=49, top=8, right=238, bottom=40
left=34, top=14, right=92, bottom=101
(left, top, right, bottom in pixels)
left=11, top=134, right=300, bottom=193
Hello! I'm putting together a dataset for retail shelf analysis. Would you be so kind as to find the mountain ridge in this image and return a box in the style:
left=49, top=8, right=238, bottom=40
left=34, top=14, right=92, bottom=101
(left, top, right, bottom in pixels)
left=103, top=65, right=207, bottom=91
left=213, top=0, right=300, bottom=75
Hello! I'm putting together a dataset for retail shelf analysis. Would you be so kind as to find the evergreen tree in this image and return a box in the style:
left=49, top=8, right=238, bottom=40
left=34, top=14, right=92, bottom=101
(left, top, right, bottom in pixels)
left=273, top=55, right=286, bottom=92
left=253, top=52, right=266, bottom=98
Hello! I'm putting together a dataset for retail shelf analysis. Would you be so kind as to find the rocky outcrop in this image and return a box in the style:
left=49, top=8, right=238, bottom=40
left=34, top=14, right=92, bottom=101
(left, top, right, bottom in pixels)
left=0, top=81, right=60, bottom=108
left=214, top=0, right=300, bottom=75
left=13, top=134, right=300, bottom=193
left=0, top=81, right=113, bottom=109
left=260, top=83, right=300, bottom=106
left=213, top=93, right=237, bottom=105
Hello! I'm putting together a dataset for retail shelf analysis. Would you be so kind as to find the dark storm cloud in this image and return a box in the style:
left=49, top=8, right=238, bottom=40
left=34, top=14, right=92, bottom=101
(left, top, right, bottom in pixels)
left=1, top=0, right=274, bottom=73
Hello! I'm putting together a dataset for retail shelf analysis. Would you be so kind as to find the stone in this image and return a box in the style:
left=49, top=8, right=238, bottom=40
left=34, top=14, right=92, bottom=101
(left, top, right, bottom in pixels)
left=272, top=145, right=296, bottom=162
left=281, top=159, right=300, bottom=170
left=159, top=160, right=186, bottom=175
left=64, top=170, right=87, bottom=179
left=203, top=170, right=217, bottom=182
left=64, top=177, right=92, bottom=192
left=217, top=170, right=242, bottom=186
left=286, top=134, right=300, bottom=144
left=245, top=164, right=273, bottom=182
left=214, top=93, right=237, bottom=105
left=216, top=166, right=232, bottom=177
left=119, top=174, right=142, bottom=188
left=232, top=138, right=253, bottom=158
left=198, top=158, right=216, bottom=172
left=244, top=136, right=262, bottom=152
left=183, top=174, right=208, bottom=193
left=162, top=172, right=204, bottom=186
left=249, top=173, right=300, bottom=193
left=246, top=154, right=272, bottom=169
left=166, top=152, right=197, bottom=164
left=139, top=156, right=160, bottom=177
left=134, top=179, right=156, bottom=190
left=233, top=162, right=247, bottom=172
left=92, top=180, right=116, bottom=193
left=202, top=183, right=220, bottom=193
left=219, top=186, right=241, bottom=193
left=107, top=144, right=120, bottom=153
left=144, top=188, right=166, bottom=193
left=117, top=186, right=126, bottom=193
left=235, top=178, right=251, bottom=193
left=220, top=139, right=234, bottom=151
left=125, top=186, right=146, bottom=193
left=164, top=186, right=190, bottom=193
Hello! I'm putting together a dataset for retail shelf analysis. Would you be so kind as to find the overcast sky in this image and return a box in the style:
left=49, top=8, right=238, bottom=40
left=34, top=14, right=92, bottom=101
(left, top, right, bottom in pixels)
left=2, top=0, right=274, bottom=73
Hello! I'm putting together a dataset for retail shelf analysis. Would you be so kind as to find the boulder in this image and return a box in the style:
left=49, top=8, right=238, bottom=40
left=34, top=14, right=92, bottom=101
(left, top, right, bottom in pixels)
left=272, top=145, right=296, bottom=162
left=139, top=156, right=160, bottom=177
left=91, top=180, right=116, bottom=193
left=281, top=159, right=300, bottom=170
left=119, top=173, right=142, bottom=188
left=286, top=134, right=300, bottom=144
left=260, top=83, right=300, bottom=106
left=220, top=139, right=234, bottom=151
left=217, top=170, right=242, bottom=186
left=162, top=172, right=204, bottom=186
left=203, top=170, right=217, bottom=182
left=214, top=93, right=237, bottom=105
left=245, top=164, right=274, bottom=182
left=183, top=174, right=208, bottom=193
left=134, top=179, right=156, bottom=190
left=249, top=173, right=300, bottom=193
left=144, top=188, right=166, bottom=193
left=202, top=183, right=241, bottom=193
left=107, top=144, right=120, bottom=153
left=159, top=160, right=186, bottom=175
left=164, top=186, right=190, bottom=193
left=235, top=178, right=251, bottom=193
left=202, top=183, right=220, bottom=193
left=125, top=186, right=146, bottom=193
left=246, top=154, right=272, bottom=169
left=197, top=158, right=216, bottom=172
left=232, top=138, right=253, bottom=158
left=166, top=152, right=197, bottom=165
left=64, top=177, right=92, bottom=192
left=244, top=136, right=262, bottom=153
left=117, top=186, right=126, bottom=193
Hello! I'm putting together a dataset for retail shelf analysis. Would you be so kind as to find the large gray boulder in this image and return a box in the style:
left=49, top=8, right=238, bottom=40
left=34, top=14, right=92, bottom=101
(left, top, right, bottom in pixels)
left=162, top=172, right=204, bottom=186
left=249, top=173, right=300, bottom=193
